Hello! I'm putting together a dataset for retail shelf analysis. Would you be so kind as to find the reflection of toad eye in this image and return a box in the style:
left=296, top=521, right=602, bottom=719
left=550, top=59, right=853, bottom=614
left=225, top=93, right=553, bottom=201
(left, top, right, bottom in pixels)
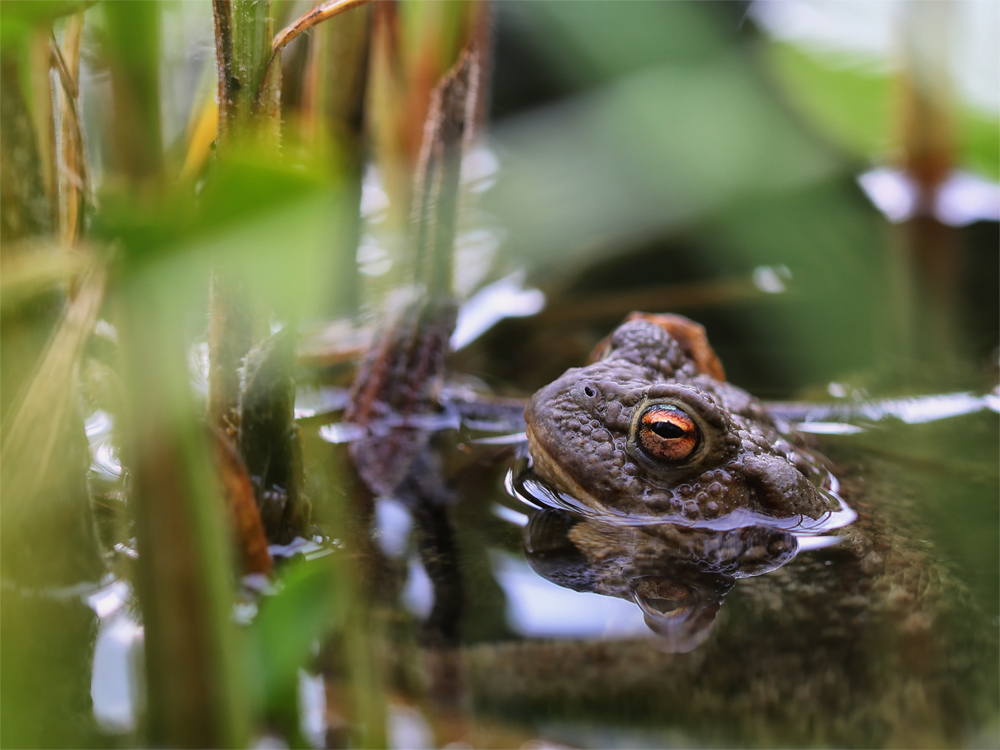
left=631, top=577, right=695, bottom=616
left=638, top=405, right=699, bottom=461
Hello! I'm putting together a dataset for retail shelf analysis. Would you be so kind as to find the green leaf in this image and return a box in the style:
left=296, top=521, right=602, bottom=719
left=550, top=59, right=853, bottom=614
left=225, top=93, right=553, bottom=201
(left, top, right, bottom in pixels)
left=961, top=112, right=1000, bottom=182
left=766, top=42, right=892, bottom=160
left=1, top=0, right=90, bottom=21
left=249, top=555, right=346, bottom=708
left=766, top=41, right=1000, bottom=181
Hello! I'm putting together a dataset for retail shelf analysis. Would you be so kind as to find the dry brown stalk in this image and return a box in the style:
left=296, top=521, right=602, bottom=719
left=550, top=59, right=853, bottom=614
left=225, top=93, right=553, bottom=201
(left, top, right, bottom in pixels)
left=262, top=0, right=373, bottom=99
left=52, top=16, right=89, bottom=247
left=212, top=429, right=273, bottom=575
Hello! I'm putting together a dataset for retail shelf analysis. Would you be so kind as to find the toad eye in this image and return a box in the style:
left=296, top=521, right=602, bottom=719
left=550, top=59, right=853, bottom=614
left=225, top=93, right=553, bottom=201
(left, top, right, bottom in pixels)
left=638, top=405, right=699, bottom=461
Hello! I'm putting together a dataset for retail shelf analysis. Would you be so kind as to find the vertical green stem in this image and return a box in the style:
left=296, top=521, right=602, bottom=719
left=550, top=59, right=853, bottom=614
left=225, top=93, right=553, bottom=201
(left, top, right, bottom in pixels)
left=302, top=3, right=371, bottom=316
left=117, top=278, right=249, bottom=748
left=209, top=0, right=281, bottom=433
left=216, top=0, right=281, bottom=147
left=102, top=2, right=163, bottom=186
left=103, top=3, right=249, bottom=746
left=207, top=272, right=255, bottom=430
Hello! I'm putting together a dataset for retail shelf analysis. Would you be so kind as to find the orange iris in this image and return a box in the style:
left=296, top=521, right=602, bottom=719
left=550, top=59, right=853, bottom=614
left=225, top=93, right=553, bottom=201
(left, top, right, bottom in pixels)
left=638, top=405, right=699, bottom=461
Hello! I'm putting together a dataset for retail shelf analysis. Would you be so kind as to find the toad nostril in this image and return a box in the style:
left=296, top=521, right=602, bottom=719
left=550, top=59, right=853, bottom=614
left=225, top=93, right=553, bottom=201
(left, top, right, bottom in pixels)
left=583, top=385, right=597, bottom=398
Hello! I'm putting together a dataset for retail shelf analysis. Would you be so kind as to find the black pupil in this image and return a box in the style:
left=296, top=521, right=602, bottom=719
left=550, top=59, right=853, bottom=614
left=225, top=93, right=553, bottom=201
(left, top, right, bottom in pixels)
left=650, top=420, right=686, bottom=439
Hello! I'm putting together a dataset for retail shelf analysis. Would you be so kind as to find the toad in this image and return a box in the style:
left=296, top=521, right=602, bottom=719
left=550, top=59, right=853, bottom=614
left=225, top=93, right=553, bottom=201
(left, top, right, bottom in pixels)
left=524, top=312, right=851, bottom=528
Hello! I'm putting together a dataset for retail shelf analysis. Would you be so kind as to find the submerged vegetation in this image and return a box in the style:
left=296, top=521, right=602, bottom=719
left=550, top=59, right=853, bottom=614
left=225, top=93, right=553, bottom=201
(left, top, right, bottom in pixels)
left=0, top=1, right=997, bottom=748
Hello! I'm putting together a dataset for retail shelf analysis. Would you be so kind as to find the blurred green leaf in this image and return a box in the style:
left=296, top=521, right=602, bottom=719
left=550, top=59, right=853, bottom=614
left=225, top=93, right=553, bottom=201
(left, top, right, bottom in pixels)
left=0, top=265, right=105, bottom=513
left=249, top=556, right=345, bottom=709
left=200, top=154, right=345, bottom=318
left=703, top=177, right=888, bottom=389
left=509, top=1, right=731, bottom=86
left=0, top=1, right=90, bottom=51
left=198, top=152, right=331, bottom=227
left=95, top=149, right=350, bottom=322
left=488, top=54, right=841, bottom=275
left=766, top=41, right=1000, bottom=181
left=101, top=0, right=163, bottom=183
left=0, top=0, right=89, bottom=24
left=116, top=260, right=252, bottom=748
left=961, top=111, right=1000, bottom=182
left=766, top=43, right=892, bottom=160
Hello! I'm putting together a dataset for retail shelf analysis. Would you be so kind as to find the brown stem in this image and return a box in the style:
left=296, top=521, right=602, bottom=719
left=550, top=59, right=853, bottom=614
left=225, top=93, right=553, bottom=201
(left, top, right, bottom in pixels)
left=259, top=0, right=373, bottom=102
left=410, top=49, right=479, bottom=298
left=893, top=1, right=963, bottom=376
left=0, top=54, right=52, bottom=243
left=53, top=18, right=89, bottom=248
left=49, top=35, right=78, bottom=99
left=212, top=0, right=235, bottom=143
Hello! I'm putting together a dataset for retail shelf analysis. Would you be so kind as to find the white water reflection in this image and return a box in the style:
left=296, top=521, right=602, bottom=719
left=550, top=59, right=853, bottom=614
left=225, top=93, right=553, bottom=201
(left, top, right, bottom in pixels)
left=492, top=552, right=650, bottom=640
left=88, top=579, right=142, bottom=734
left=188, top=340, right=210, bottom=400
left=886, top=391, right=1000, bottom=423
left=859, top=168, right=1000, bottom=226
left=752, top=265, right=791, bottom=294
left=85, top=409, right=122, bottom=481
left=776, top=390, right=1000, bottom=427
left=403, top=557, right=433, bottom=620
left=375, top=499, right=414, bottom=559
left=298, top=670, right=327, bottom=749
left=797, top=422, right=866, bottom=436
left=451, top=271, right=545, bottom=350
left=492, top=503, right=529, bottom=527
left=388, top=704, right=433, bottom=750
left=294, top=385, right=351, bottom=419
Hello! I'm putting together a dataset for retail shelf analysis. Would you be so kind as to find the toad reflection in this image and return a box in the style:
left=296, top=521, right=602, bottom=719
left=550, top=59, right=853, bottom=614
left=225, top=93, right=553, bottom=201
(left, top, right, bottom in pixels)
left=520, top=499, right=802, bottom=652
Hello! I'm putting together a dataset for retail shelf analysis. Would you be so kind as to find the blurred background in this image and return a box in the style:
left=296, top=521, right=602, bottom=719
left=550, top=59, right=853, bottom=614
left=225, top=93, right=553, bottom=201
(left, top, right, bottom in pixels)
left=0, top=1, right=997, bottom=747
